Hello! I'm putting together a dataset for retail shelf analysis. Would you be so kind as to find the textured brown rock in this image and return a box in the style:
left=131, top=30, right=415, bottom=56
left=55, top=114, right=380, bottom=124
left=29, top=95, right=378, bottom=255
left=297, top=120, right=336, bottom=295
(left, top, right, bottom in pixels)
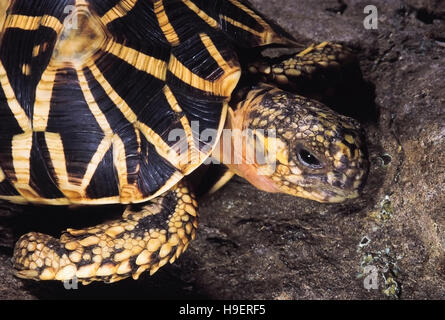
left=0, top=0, right=444, bottom=299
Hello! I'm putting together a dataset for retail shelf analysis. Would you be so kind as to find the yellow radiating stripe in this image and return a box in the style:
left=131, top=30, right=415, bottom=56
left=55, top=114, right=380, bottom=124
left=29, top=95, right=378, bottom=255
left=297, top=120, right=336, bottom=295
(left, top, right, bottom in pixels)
left=85, top=61, right=180, bottom=170
left=168, top=55, right=220, bottom=94
left=0, top=167, right=5, bottom=182
left=112, top=135, right=133, bottom=202
left=0, top=195, right=29, bottom=205
left=0, top=61, right=30, bottom=131
left=78, top=66, right=140, bottom=198
left=181, top=0, right=219, bottom=28
left=100, top=0, right=138, bottom=25
left=21, top=63, right=31, bottom=76
left=103, top=41, right=167, bottom=80
left=154, top=0, right=180, bottom=46
left=80, top=137, right=113, bottom=189
left=220, top=15, right=263, bottom=38
left=163, top=86, right=183, bottom=113
left=136, top=121, right=181, bottom=169
left=46, top=133, right=113, bottom=201
left=209, top=170, right=235, bottom=194
left=135, top=126, right=141, bottom=155
left=132, top=169, right=184, bottom=204
left=163, top=85, right=229, bottom=175
left=44, top=132, right=70, bottom=187
left=11, top=132, right=38, bottom=199
left=85, top=61, right=138, bottom=123
left=168, top=34, right=240, bottom=98
left=5, top=14, right=63, bottom=33
left=76, top=68, right=113, bottom=136
left=225, top=0, right=294, bottom=46
left=112, top=132, right=144, bottom=203
left=32, top=66, right=57, bottom=131
left=227, top=0, right=269, bottom=29
left=73, top=196, right=120, bottom=205
left=0, top=194, right=125, bottom=205
left=199, top=33, right=232, bottom=73
left=163, top=85, right=197, bottom=169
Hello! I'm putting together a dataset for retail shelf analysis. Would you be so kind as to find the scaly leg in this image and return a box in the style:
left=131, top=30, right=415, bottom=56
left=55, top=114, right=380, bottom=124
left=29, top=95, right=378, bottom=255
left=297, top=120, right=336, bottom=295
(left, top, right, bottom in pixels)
left=13, top=182, right=198, bottom=284
left=249, top=42, right=359, bottom=96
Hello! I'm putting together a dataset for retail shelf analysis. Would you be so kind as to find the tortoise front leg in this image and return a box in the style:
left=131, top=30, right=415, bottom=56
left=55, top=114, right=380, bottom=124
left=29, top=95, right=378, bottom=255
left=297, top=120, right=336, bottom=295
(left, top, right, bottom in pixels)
left=13, top=182, right=198, bottom=284
left=249, top=42, right=359, bottom=96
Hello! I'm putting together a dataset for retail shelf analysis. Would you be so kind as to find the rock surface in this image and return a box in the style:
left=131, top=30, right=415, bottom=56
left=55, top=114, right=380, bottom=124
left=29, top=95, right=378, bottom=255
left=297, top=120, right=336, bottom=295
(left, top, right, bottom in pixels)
left=0, top=0, right=444, bottom=299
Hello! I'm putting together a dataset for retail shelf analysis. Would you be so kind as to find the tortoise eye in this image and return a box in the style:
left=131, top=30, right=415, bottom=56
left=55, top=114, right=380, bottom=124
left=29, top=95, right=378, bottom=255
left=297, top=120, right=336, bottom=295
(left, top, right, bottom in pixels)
left=298, top=148, right=322, bottom=168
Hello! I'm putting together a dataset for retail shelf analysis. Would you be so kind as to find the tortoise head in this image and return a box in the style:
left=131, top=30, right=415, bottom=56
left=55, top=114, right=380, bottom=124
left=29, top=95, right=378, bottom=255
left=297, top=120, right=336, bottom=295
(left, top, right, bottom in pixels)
left=224, top=85, right=369, bottom=203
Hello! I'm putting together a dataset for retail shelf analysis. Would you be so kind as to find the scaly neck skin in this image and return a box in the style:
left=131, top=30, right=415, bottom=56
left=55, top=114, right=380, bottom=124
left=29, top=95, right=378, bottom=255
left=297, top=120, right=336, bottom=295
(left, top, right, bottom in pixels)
left=211, top=105, right=282, bottom=194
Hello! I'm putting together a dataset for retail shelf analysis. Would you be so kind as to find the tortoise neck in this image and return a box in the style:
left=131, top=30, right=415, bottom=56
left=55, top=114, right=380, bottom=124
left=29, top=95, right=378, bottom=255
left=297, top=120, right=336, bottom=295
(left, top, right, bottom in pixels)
left=210, top=89, right=282, bottom=194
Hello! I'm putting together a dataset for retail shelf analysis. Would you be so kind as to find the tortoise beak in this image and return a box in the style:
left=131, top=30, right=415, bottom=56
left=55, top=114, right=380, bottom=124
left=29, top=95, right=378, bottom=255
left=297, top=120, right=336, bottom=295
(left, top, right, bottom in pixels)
left=280, top=184, right=360, bottom=203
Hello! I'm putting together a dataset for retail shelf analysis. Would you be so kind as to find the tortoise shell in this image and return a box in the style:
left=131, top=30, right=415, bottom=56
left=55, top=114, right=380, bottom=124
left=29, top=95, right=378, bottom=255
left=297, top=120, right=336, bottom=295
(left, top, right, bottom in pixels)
left=0, top=0, right=293, bottom=205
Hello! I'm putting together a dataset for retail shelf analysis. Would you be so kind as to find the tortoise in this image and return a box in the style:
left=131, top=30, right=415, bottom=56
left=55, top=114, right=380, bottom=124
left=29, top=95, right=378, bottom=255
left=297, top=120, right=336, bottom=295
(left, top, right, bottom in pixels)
left=0, top=0, right=369, bottom=284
